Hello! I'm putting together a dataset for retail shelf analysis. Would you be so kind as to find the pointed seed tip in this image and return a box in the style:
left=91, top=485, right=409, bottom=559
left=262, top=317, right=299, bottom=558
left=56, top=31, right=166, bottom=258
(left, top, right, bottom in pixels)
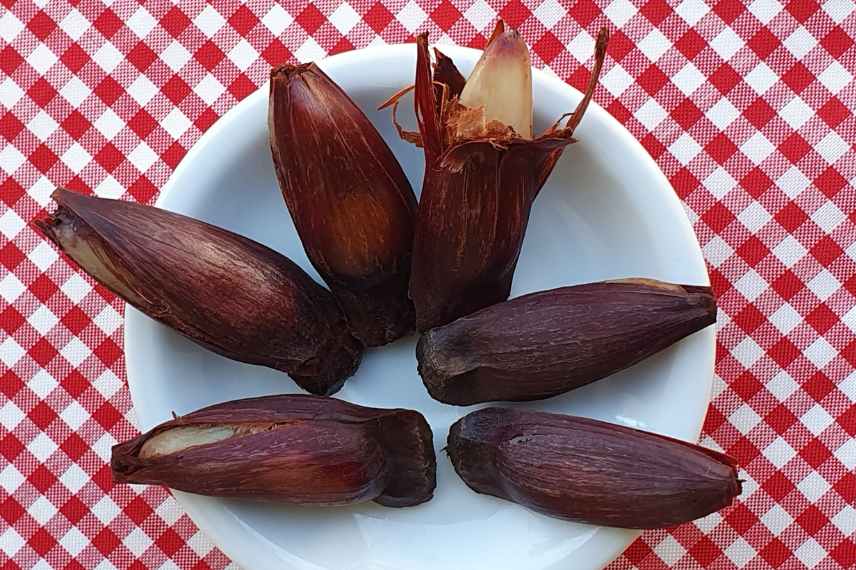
left=595, top=28, right=609, bottom=58
left=51, top=188, right=87, bottom=208
left=32, top=216, right=52, bottom=235
left=270, top=62, right=315, bottom=82
left=487, top=20, right=505, bottom=44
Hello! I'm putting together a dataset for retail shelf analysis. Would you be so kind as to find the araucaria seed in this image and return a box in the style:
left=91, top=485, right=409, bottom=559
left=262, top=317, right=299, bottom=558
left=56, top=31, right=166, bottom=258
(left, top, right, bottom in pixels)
left=383, top=22, right=609, bottom=330
left=417, top=279, right=717, bottom=404
left=269, top=63, right=418, bottom=346
left=112, top=395, right=436, bottom=507
left=447, top=407, right=741, bottom=528
left=35, top=189, right=362, bottom=396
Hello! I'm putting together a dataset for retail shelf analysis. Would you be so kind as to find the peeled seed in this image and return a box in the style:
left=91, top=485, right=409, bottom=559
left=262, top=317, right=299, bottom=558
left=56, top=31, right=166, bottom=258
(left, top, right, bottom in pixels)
left=458, top=27, right=533, bottom=138
left=140, top=426, right=238, bottom=459
left=385, top=22, right=610, bottom=330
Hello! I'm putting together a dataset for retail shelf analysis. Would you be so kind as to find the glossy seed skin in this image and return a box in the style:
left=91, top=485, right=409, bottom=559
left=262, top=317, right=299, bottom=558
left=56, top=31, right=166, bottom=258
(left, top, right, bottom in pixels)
left=410, top=138, right=565, bottom=331
left=112, top=395, right=436, bottom=507
left=447, top=407, right=742, bottom=528
left=269, top=63, right=417, bottom=346
left=417, top=280, right=716, bottom=404
left=35, top=189, right=362, bottom=396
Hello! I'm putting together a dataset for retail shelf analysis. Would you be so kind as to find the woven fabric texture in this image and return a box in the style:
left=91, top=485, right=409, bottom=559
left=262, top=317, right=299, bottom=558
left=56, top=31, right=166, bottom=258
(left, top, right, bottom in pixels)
left=1, top=1, right=855, bottom=568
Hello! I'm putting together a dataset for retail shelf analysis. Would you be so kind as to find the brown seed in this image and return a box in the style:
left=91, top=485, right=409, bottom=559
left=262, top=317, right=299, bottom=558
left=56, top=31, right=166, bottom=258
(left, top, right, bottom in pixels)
left=35, top=189, right=362, bottom=396
left=112, top=395, right=436, bottom=507
left=382, top=22, right=609, bottom=330
left=269, top=63, right=418, bottom=346
left=447, top=407, right=742, bottom=528
left=417, top=279, right=716, bottom=405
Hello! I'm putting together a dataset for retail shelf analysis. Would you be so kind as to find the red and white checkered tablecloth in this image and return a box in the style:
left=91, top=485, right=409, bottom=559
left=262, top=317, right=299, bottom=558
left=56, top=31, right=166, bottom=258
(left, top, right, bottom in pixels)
left=1, top=0, right=854, bottom=568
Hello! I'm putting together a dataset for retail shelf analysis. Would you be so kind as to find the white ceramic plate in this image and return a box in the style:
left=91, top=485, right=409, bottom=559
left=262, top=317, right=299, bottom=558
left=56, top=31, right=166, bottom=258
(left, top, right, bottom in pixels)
left=125, top=44, right=714, bottom=570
